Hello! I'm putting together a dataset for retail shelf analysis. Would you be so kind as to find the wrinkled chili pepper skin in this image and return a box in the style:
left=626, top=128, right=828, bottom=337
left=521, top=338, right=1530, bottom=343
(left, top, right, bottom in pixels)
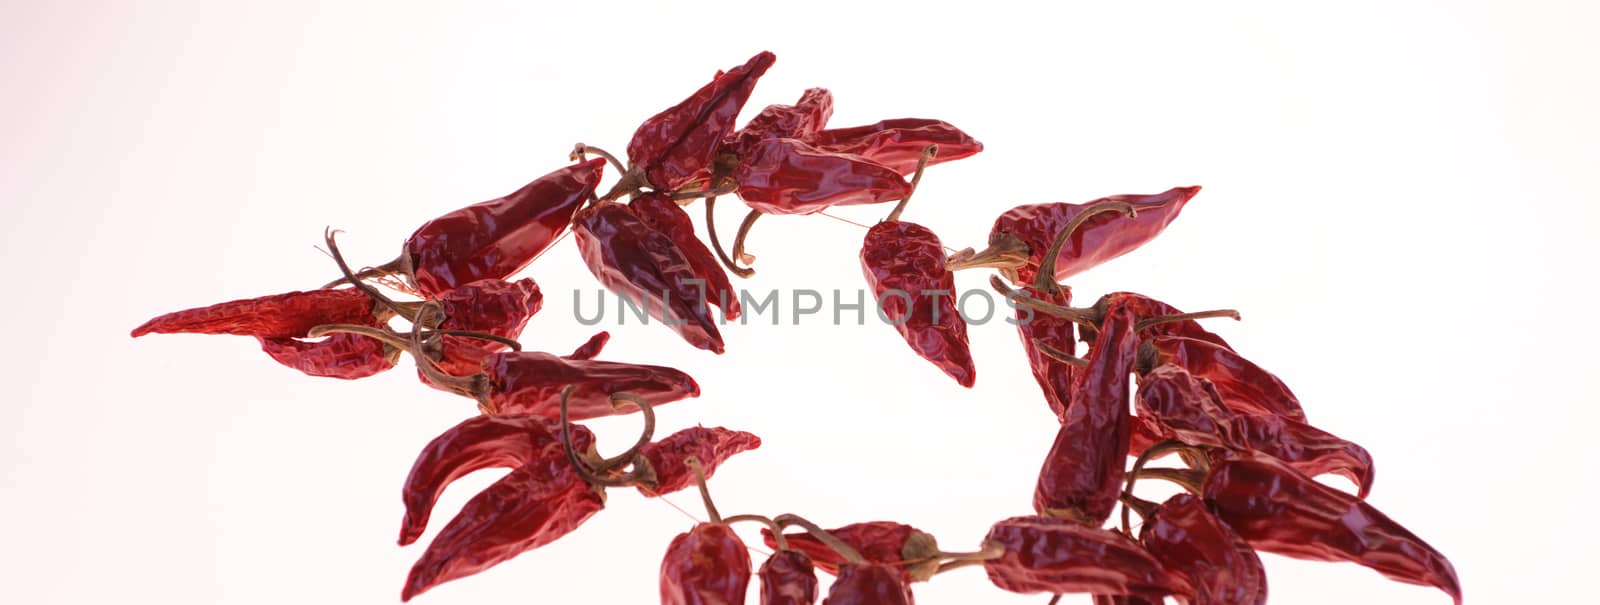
left=481, top=351, right=700, bottom=418
left=1227, top=413, right=1374, bottom=497
left=637, top=426, right=761, bottom=497
left=630, top=51, right=777, bottom=190
left=1135, top=364, right=1238, bottom=449
left=736, top=138, right=911, bottom=215
left=1092, top=292, right=1231, bottom=350
left=759, top=550, right=819, bottom=605
left=808, top=118, right=983, bottom=176
left=573, top=202, right=725, bottom=353
left=821, top=562, right=914, bottom=605
left=1033, top=305, right=1137, bottom=523
left=1141, top=336, right=1307, bottom=422
left=629, top=192, right=741, bottom=320
left=991, top=186, right=1200, bottom=285
left=861, top=221, right=975, bottom=387
left=725, top=87, right=834, bottom=160
left=660, top=522, right=753, bottom=605
left=982, top=515, right=1192, bottom=599
left=1092, top=596, right=1158, bottom=605
left=398, top=415, right=595, bottom=546
left=131, top=288, right=377, bottom=338
left=431, top=278, right=544, bottom=375
left=257, top=331, right=397, bottom=379
left=1204, top=453, right=1461, bottom=604
left=401, top=454, right=605, bottom=601
left=405, top=158, right=604, bottom=297
left=566, top=331, right=610, bottom=360
left=1139, top=494, right=1267, bottom=605
left=1014, top=285, right=1075, bottom=420
left=762, top=521, right=941, bottom=581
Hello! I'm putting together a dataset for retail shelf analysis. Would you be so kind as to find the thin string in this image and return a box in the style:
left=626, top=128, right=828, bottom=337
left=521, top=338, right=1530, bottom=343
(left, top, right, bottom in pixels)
left=641, top=488, right=775, bottom=559
left=814, top=211, right=965, bottom=256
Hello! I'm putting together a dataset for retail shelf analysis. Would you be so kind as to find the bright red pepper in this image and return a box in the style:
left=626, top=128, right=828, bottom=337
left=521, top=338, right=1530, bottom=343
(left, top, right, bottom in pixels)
left=257, top=318, right=398, bottom=380
left=735, top=138, right=910, bottom=215
left=402, top=158, right=605, bottom=297
left=629, top=51, right=777, bottom=191
left=1139, top=335, right=1308, bottom=422
left=861, top=220, right=975, bottom=387
left=762, top=521, right=941, bottom=581
left=1137, top=494, right=1267, bottom=605
left=821, top=561, right=914, bottom=605
left=565, top=331, right=610, bottom=361
left=1203, top=452, right=1460, bottom=604
left=982, top=515, right=1192, bottom=600
left=808, top=118, right=983, bottom=176
left=724, top=87, right=835, bottom=161
left=629, top=192, right=741, bottom=320
left=759, top=549, right=819, bottom=605
left=636, top=426, right=762, bottom=497
left=572, top=202, right=725, bottom=353
left=659, top=522, right=753, bottom=605
left=131, top=288, right=379, bottom=339
left=1033, top=304, right=1137, bottom=523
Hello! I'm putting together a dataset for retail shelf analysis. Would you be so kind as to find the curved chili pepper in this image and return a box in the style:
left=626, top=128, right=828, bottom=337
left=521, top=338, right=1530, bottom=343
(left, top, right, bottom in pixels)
left=861, top=220, right=975, bottom=387
left=257, top=327, right=398, bottom=380
left=565, top=331, right=610, bottom=361
left=735, top=138, right=911, bottom=215
left=401, top=158, right=604, bottom=296
left=762, top=521, right=941, bottom=581
left=1137, top=493, right=1267, bottom=605
left=1226, top=413, right=1374, bottom=497
left=982, top=515, right=1192, bottom=600
left=724, top=87, right=835, bottom=160
left=477, top=351, right=700, bottom=418
left=629, top=192, right=741, bottom=320
left=808, top=118, right=983, bottom=176
left=428, top=278, right=543, bottom=375
left=759, top=549, right=819, bottom=605
left=821, top=561, right=914, bottom=605
left=1138, top=335, right=1307, bottom=422
left=1033, top=304, right=1137, bottom=523
left=1013, top=285, right=1075, bottom=420
left=398, top=414, right=596, bottom=546
left=959, top=187, right=1199, bottom=284
left=660, top=522, right=753, bottom=605
left=131, top=288, right=379, bottom=339
left=572, top=202, right=725, bottom=353
left=629, top=51, right=777, bottom=191
left=1203, top=452, right=1461, bottom=604
left=636, top=426, right=761, bottom=497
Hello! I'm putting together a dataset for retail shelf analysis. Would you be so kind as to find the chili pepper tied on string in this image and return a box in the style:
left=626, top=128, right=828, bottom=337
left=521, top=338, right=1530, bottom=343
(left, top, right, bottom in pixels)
left=572, top=201, right=726, bottom=353
left=626, top=51, right=776, bottom=192
left=658, top=457, right=754, bottom=605
left=981, top=515, right=1193, bottom=600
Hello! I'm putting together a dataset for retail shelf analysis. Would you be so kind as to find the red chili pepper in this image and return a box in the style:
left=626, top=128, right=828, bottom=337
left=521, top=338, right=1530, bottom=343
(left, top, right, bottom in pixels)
left=427, top=278, right=544, bottom=376
left=1033, top=304, right=1137, bottom=523
left=565, top=331, right=610, bottom=361
left=1133, top=364, right=1238, bottom=449
left=762, top=521, right=941, bottom=581
left=402, top=158, right=605, bottom=297
left=1137, top=493, right=1267, bottom=605
left=572, top=202, right=725, bottom=353
left=475, top=351, right=700, bottom=419
left=629, top=192, right=741, bottom=320
left=821, top=561, right=915, bottom=605
left=629, top=51, right=777, bottom=191
left=954, top=187, right=1200, bottom=284
left=400, top=421, right=606, bottom=601
left=1226, top=413, right=1374, bottom=497
left=257, top=322, right=398, bottom=380
left=1138, top=335, right=1308, bottom=422
left=1202, top=452, right=1461, bottom=604
left=808, top=118, right=983, bottom=176
left=861, top=220, right=975, bottom=387
left=1012, top=284, right=1076, bottom=420
left=659, top=522, right=753, bottom=605
left=982, top=515, right=1192, bottom=600
left=735, top=138, right=911, bottom=215
left=759, top=549, right=819, bottom=605
left=724, top=87, right=835, bottom=160
left=636, top=426, right=761, bottom=497
left=131, top=288, right=379, bottom=339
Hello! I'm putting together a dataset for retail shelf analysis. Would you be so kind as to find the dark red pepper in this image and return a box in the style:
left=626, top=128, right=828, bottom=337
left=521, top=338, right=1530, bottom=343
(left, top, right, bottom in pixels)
left=762, top=521, right=942, bottom=581
left=1138, top=335, right=1308, bottom=422
left=659, top=522, right=753, bottom=605
left=257, top=328, right=399, bottom=380
left=427, top=278, right=543, bottom=376
left=572, top=202, right=725, bottom=353
left=735, top=138, right=910, bottom=215
left=131, top=288, right=380, bottom=339
left=821, top=562, right=914, bottom=605
left=724, top=87, right=834, bottom=161
left=402, top=158, right=605, bottom=297
left=809, top=118, right=983, bottom=176
left=629, top=51, right=777, bottom=191
left=477, top=351, right=700, bottom=418
left=861, top=220, right=975, bottom=387
left=1011, top=284, right=1076, bottom=420
left=1203, top=452, right=1460, bottom=604
left=636, top=426, right=762, bottom=497
left=1136, top=493, right=1267, bottom=605
left=565, top=331, right=610, bottom=361
left=629, top=192, right=741, bottom=320
left=759, top=549, right=819, bottom=605
left=1033, top=304, right=1137, bottom=523
left=982, top=515, right=1192, bottom=600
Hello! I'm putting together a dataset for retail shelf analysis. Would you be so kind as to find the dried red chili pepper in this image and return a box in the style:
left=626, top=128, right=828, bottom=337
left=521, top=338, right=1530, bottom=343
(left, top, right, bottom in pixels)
left=400, top=158, right=605, bottom=297
left=821, top=562, right=914, bottom=605
left=861, top=220, right=975, bottom=387
left=1138, top=335, right=1307, bottom=422
left=724, top=87, right=835, bottom=161
left=1135, top=493, right=1267, bottom=605
left=131, top=288, right=379, bottom=339
left=735, top=138, right=911, bottom=215
left=629, top=192, right=741, bottom=320
left=1201, top=452, right=1461, bottom=604
left=572, top=201, right=725, bottom=353
left=809, top=118, right=983, bottom=176
left=1033, top=303, right=1137, bottom=523
left=660, top=522, right=754, bottom=605
left=629, top=51, right=776, bottom=191
left=257, top=328, right=398, bottom=380
left=982, top=515, right=1192, bottom=600
left=468, top=351, right=700, bottom=418
left=1226, top=413, right=1374, bottom=497
left=636, top=426, right=761, bottom=497
left=950, top=186, right=1200, bottom=284
left=400, top=418, right=606, bottom=601
left=759, top=549, right=819, bottom=605
left=426, top=278, right=543, bottom=375
left=762, top=521, right=942, bottom=581
left=565, top=331, right=610, bottom=360
left=1011, top=284, right=1075, bottom=420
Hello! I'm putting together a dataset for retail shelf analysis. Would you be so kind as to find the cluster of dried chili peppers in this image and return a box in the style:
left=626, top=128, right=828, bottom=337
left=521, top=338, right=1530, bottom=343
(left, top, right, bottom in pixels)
left=132, top=51, right=1460, bottom=603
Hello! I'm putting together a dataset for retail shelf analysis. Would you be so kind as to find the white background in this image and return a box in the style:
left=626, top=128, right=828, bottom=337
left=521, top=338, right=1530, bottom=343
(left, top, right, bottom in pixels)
left=4, top=1, right=1596, bottom=603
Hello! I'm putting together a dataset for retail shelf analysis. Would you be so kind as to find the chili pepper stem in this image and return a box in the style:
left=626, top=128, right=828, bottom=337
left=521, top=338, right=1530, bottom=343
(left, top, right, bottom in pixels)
left=1120, top=440, right=1205, bottom=532
left=931, top=542, right=1006, bottom=576
left=306, top=324, right=411, bottom=350
left=730, top=209, right=762, bottom=266
left=684, top=457, right=722, bottom=524
left=989, top=275, right=1099, bottom=329
left=670, top=183, right=738, bottom=200
left=424, top=329, right=523, bottom=352
left=774, top=514, right=864, bottom=563
left=1047, top=594, right=1062, bottom=605
left=721, top=514, right=788, bottom=550
left=1135, top=467, right=1206, bottom=495
left=1133, top=309, right=1242, bottom=332
left=589, top=393, right=657, bottom=474
left=1119, top=493, right=1159, bottom=530
left=317, top=257, right=406, bottom=290
left=944, top=234, right=1032, bottom=273
left=1031, top=202, right=1141, bottom=293
left=570, top=143, right=627, bottom=174
left=324, top=228, right=416, bottom=321
left=883, top=144, right=938, bottom=223
left=704, top=196, right=755, bottom=278
left=1033, top=340, right=1089, bottom=367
